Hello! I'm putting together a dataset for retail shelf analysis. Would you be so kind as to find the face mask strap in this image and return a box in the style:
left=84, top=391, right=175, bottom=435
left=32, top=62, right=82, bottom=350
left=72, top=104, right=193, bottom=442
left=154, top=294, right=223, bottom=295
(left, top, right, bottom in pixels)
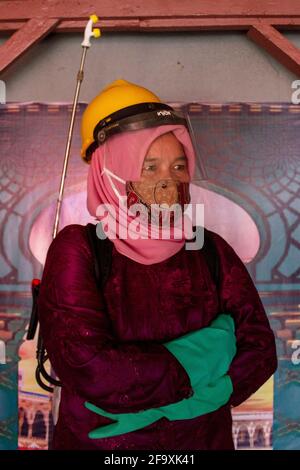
left=100, top=148, right=127, bottom=201
left=101, top=171, right=126, bottom=203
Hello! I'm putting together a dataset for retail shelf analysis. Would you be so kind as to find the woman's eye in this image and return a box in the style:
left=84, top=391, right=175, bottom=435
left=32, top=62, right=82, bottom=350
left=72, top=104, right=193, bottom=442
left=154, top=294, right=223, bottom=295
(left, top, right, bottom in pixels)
left=143, top=165, right=156, bottom=171
left=173, top=164, right=187, bottom=171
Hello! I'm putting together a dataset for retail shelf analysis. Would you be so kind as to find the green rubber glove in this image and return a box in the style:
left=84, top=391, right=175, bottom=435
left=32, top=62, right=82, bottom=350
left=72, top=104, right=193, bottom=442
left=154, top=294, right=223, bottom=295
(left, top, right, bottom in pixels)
left=163, top=313, right=236, bottom=389
left=155, top=374, right=233, bottom=421
left=85, top=314, right=236, bottom=439
left=85, top=374, right=233, bottom=439
left=85, top=402, right=163, bottom=439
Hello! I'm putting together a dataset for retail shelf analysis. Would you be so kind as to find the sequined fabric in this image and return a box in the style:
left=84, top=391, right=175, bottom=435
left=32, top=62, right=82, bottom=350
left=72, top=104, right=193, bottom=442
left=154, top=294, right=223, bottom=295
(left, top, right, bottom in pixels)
left=37, top=224, right=277, bottom=450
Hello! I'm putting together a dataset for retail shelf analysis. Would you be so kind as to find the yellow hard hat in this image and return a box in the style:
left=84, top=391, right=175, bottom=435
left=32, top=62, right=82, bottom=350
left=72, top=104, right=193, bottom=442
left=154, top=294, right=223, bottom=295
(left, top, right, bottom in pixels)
left=81, top=79, right=161, bottom=162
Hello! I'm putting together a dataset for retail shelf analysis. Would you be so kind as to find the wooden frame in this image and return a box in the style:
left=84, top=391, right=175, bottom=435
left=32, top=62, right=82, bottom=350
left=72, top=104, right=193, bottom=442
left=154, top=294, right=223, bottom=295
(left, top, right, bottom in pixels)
left=0, top=0, right=300, bottom=76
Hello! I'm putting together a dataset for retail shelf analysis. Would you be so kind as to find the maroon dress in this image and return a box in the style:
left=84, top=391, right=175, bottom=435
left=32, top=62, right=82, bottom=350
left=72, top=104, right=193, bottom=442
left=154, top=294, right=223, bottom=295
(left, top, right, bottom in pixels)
left=37, top=224, right=277, bottom=450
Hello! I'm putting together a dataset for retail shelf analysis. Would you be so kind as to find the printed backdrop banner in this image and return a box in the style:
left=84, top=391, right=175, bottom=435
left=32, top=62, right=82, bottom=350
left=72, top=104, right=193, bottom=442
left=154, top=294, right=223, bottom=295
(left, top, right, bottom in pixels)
left=0, top=102, right=299, bottom=450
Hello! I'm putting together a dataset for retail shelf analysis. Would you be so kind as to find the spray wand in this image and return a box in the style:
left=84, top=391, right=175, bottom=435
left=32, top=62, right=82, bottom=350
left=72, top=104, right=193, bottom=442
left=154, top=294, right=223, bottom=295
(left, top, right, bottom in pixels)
left=26, top=15, right=101, bottom=394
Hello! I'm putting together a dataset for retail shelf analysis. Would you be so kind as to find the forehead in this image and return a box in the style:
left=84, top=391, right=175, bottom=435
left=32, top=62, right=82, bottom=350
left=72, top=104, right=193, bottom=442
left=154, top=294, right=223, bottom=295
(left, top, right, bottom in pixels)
left=146, top=132, right=184, bottom=156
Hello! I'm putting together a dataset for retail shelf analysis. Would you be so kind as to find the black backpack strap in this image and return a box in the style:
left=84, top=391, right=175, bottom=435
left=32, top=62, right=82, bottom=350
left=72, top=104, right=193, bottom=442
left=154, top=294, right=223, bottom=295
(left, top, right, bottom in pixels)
left=86, top=223, right=113, bottom=288
left=188, top=226, right=220, bottom=288
left=201, top=228, right=220, bottom=289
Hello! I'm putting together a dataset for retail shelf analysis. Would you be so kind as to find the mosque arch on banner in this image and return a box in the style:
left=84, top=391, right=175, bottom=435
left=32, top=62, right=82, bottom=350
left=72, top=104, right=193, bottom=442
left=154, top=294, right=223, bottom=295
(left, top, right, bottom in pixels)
left=0, top=101, right=298, bottom=450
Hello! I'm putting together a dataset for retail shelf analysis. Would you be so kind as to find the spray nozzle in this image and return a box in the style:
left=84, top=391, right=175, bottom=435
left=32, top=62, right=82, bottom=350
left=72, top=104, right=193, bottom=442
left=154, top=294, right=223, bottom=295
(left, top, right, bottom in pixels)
left=81, top=14, right=101, bottom=48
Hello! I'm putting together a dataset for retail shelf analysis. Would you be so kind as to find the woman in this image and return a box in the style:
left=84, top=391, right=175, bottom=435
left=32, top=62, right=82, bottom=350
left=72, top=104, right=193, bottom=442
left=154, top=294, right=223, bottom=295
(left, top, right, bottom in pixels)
left=38, top=79, right=277, bottom=450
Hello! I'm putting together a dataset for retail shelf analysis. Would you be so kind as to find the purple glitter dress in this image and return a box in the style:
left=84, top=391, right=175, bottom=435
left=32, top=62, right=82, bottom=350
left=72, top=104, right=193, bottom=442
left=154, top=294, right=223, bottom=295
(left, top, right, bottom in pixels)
left=37, top=224, right=277, bottom=450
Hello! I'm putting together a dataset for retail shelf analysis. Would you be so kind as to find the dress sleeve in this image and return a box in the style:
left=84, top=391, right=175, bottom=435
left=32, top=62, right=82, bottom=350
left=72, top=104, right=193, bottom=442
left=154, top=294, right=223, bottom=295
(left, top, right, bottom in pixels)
left=210, top=231, right=278, bottom=408
left=37, top=224, right=192, bottom=413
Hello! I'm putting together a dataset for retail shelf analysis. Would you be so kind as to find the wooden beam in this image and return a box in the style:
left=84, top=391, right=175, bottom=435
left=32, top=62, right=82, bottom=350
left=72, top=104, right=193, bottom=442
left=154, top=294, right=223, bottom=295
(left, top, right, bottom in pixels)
left=0, top=0, right=300, bottom=21
left=1, top=1, right=300, bottom=76
left=57, top=17, right=300, bottom=32
left=1, top=17, right=300, bottom=34
left=0, top=18, right=59, bottom=75
left=247, top=23, right=300, bottom=77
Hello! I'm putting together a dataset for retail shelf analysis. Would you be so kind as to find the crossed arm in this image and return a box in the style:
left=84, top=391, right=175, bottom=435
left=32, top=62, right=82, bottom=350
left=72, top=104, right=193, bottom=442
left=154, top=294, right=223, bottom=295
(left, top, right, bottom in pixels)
left=38, top=224, right=277, bottom=415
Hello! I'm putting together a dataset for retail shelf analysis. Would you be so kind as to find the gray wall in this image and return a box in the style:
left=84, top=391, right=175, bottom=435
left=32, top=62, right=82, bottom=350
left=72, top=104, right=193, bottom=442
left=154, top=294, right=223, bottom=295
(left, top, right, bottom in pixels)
left=1, top=31, right=300, bottom=103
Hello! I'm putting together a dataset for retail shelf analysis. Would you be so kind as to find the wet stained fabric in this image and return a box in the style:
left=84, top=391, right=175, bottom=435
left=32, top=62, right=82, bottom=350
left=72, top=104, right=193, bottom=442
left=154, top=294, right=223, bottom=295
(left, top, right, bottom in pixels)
left=37, top=224, right=277, bottom=450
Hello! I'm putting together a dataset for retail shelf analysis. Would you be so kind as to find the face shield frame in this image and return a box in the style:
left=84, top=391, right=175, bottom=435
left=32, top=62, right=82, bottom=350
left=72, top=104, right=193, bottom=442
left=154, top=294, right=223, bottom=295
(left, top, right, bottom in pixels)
left=85, top=101, right=208, bottom=189
left=84, top=102, right=188, bottom=163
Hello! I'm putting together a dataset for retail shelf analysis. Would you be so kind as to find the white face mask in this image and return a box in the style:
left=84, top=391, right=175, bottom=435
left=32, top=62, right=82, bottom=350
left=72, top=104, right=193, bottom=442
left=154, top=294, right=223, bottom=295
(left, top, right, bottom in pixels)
left=101, top=166, right=126, bottom=202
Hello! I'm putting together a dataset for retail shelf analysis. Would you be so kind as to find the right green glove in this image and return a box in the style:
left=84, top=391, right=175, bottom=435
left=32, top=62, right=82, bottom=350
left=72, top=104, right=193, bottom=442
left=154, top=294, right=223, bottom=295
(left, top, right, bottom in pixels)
left=156, top=373, right=233, bottom=421
left=163, top=313, right=236, bottom=390
left=85, top=313, right=236, bottom=438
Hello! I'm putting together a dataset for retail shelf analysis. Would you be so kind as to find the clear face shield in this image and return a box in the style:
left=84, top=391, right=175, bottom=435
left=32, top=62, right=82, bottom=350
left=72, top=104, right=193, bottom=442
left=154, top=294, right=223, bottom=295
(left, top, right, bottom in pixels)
left=95, top=103, right=207, bottom=233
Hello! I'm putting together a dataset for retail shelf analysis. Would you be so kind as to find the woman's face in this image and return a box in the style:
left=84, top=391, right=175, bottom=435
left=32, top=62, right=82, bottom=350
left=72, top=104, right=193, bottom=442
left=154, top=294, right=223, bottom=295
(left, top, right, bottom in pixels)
left=130, top=132, right=190, bottom=206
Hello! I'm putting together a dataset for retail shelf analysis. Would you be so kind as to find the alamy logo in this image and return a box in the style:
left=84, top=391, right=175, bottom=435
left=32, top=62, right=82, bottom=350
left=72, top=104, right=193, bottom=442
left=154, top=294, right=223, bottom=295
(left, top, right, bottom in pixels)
left=0, top=80, right=6, bottom=104
left=0, top=340, right=6, bottom=364
left=157, top=110, right=171, bottom=117
left=291, top=340, right=300, bottom=365
left=95, top=200, right=205, bottom=250
left=291, top=80, right=300, bottom=104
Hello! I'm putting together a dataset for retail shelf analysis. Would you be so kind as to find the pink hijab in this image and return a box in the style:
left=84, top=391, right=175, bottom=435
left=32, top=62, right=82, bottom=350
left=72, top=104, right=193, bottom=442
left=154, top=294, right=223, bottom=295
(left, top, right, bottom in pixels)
left=87, top=124, right=196, bottom=265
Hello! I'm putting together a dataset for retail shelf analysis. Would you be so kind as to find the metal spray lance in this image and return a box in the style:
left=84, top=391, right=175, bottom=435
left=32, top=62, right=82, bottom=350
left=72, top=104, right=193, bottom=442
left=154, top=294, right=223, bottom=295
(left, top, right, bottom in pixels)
left=53, top=14, right=101, bottom=238
left=26, top=16, right=101, bottom=398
